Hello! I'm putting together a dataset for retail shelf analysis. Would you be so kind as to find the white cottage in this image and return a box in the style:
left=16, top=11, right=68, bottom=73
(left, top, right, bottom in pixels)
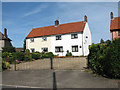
left=26, top=15, right=92, bottom=56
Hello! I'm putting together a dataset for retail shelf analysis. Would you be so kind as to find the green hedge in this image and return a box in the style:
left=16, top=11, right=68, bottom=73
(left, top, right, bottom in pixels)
left=88, top=38, right=120, bottom=79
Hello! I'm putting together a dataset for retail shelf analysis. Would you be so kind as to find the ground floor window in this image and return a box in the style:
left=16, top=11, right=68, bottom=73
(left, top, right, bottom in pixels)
left=31, top=48, right=35, bottom=53
left=55, top=46, right=63, bottom=52
left=72, top=45, right=78, bottom=52
left=41, top=48, right=48, bottom=52
left=118, top=31, right=120, bottom=36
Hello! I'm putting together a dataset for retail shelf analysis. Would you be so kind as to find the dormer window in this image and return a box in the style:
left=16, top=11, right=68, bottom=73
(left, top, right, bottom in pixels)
left=56, top=35, right=61, bottom=40
left=30, top=38, right=34, bottom=42
left=71, top=34, right=78, bottom=39
left=42, top=37, right=47, bottom=41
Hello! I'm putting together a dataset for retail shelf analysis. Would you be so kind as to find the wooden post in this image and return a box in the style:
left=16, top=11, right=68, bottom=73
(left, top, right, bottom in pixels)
left=14, top=60, right=16, bottom=71
left=50, top=57, right=53, bottom=70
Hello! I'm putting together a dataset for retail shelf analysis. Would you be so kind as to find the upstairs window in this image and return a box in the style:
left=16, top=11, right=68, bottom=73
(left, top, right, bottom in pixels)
left=30, top=38, right=34, bottom=42
left=41, top=48, right=48, bottom=52
left=31, top=48, right=35, bottom=53
left=72, top=45, right=78, bottom=52
left=71, top=34, right=78, bottom=39
left=118, top=31, right=120, bottom=36
left=56, top=35, right=61, bottom=40
left=55, top=46, right=63, bottom=52
left=42, top=37, right=47, bottom=41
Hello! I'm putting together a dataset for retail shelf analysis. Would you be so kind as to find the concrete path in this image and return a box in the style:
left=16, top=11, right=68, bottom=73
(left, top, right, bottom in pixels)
left=2, top=70, right=120, bottom=88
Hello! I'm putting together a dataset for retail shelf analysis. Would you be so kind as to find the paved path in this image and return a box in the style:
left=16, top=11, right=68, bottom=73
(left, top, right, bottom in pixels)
left=2, top=70, right=120, bottom=88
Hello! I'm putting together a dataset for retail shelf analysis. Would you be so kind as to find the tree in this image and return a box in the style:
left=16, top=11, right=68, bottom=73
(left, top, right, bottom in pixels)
left=105, top=40, right=111, bottom=46
left=2, top=46, right=16, bottom=53
left=23, top=38, right=26, bottom=52
left=100, top=38, right=104, bottom=44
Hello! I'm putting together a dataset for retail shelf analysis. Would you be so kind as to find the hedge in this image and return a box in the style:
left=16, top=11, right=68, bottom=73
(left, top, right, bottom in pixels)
left=88, top=38, right=120, bottom=79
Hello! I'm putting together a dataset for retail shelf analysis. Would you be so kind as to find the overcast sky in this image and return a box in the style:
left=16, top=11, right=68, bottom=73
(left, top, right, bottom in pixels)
left=2, top=2, right=118, bottom=47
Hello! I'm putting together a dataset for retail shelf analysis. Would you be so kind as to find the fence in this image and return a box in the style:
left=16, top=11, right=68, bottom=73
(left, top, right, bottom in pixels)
left=9, top=57, right=87, bottom=71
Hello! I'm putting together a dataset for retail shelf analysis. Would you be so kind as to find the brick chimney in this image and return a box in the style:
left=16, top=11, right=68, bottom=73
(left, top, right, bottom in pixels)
left=55, top=20, right=59, bottom=26
left=4, top=28, right=7, bottom=38
left=110, top=12, right=114, bottom=20
left=84, top=15, right=87, bottom=22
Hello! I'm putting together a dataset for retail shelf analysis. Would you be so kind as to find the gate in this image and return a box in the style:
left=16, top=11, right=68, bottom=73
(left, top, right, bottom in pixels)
left=9, top=57, right=87, bottom=71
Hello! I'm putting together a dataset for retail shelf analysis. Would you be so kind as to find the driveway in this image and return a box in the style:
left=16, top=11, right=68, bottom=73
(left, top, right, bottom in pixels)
left=2, top=70, right=120, bottom=88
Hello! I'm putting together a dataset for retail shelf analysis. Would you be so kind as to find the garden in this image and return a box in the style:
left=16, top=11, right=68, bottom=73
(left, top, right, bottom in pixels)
left=2, top=47, right=74, bottom=71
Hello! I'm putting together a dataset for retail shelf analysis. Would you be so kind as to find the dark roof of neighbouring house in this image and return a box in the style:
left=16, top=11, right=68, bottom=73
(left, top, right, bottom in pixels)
left=110, top=17, right=120, bottom=31
left=0, top=32, right=12, bottom=41
left=26, top=21, right=86, bottom=38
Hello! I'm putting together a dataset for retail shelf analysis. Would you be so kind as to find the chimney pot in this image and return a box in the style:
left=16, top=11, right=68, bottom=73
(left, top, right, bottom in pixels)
left=84, top=15, right=87, bottom=22
left=55, top=20, right=59, bottom=26
left=111, top=12, right=114, bottom=19
left=4, top=28, right=7, bottom=38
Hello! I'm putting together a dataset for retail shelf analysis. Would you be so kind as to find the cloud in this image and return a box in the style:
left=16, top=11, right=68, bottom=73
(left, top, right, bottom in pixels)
left=22, top=4, right=49, bottom=17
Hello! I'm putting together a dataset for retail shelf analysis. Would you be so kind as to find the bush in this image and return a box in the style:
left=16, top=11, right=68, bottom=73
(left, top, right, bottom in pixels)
left=2, top=61, right=10, bottom=70
left=41, top=52, right=54, bottom=58
left=2, top=46, right=16, bottom=53
left=88, top=38, right=120, bottom=79
left=103, top=38, right=120, bottom=78
left=12, top=52, right=24, bottom=61
left=24, top=49, right=32, bottom=61
left=32, top=52, right=41, bottom=60
left=66, top=52, right=72, bottom=56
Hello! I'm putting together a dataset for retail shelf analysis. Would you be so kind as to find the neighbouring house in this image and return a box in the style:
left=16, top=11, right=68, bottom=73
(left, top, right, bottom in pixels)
left=110, top=12, right=120, bottom=41
left=26, top=15, right=92, bottom=56
left=0, top=28, right=12, bottom=52
left=15, top=47, right=24, bottom=52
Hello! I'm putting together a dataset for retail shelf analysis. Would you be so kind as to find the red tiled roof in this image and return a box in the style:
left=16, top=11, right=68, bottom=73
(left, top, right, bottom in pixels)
left=110, top=17, right=120, bottom=31
left=26, top=21, right=86, bottom=38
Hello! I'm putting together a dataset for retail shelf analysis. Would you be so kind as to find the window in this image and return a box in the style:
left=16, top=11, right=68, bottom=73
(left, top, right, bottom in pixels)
left=30, top=38, right=34, bottom=42
left=72, top=45, right=78, bottom=52
left=42, top=37, right=47, bottom=41
left=41, top=48, right=48, bottom=52
left=71, top=34, right=78, bottom=39
left=56, top=35, right=61, bottom=40
left=55, top=46, right=63, bottom=52
left=31, top=48, right=35, bottom=53
left=118, top=31, right=120, bottom=36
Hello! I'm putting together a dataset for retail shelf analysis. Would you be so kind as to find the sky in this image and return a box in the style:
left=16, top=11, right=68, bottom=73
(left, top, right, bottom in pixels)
left=2, top=2, right=118, bottom=47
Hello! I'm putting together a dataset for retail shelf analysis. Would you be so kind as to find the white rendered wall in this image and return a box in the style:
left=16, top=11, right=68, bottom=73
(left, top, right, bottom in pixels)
left=83, top=22, right=92, bottom=56
left=0, top=40, right=4, bottom=52
left=26, top=36, right=51, bottom=53
left=51, top=32, right=83, bottom=56
left=26, top=23, right=92, bottom=56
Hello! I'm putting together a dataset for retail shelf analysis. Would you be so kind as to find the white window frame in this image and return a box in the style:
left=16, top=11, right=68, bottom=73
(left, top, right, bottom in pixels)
left=56, top=35, right=62, bottom=40
left=41, top=47, right=48, bottom=52
left=72, top=45, right=78, bottom=52
left=71, top=34, right=78, bottom=39
left=30, top=38, right=34, bottom=42
left=55, top=46, right=63, bottom=52
left=31, top=48, right=35, bottom=53
left=42, top=37, right=47, bottom=41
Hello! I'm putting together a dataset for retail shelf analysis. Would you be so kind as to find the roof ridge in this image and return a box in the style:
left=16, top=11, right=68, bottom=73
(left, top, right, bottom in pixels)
left=33, top=21, right=85, bottom=30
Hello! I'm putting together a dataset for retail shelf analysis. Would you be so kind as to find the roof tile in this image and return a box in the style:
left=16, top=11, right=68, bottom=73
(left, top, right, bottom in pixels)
left=26, top=21, right=86, bottom=38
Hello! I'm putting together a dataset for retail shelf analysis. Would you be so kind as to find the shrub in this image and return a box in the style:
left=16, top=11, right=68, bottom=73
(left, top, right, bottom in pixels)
left=66, top=52, right=72, bottom=56
left=31, top=52, right=41, bottom=60
left=41, top=52, right=54, bottom=58
left=103, top=38, right=120, bottom=78
left=2, top=46, right=16, bottom=53
left=24, top=49, right=32, bottom=61
left=2, top=61, right=10, bottom=70
left=88, top=38, right=120, bottom=79
left=12, top=52, right=24, bottom=61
